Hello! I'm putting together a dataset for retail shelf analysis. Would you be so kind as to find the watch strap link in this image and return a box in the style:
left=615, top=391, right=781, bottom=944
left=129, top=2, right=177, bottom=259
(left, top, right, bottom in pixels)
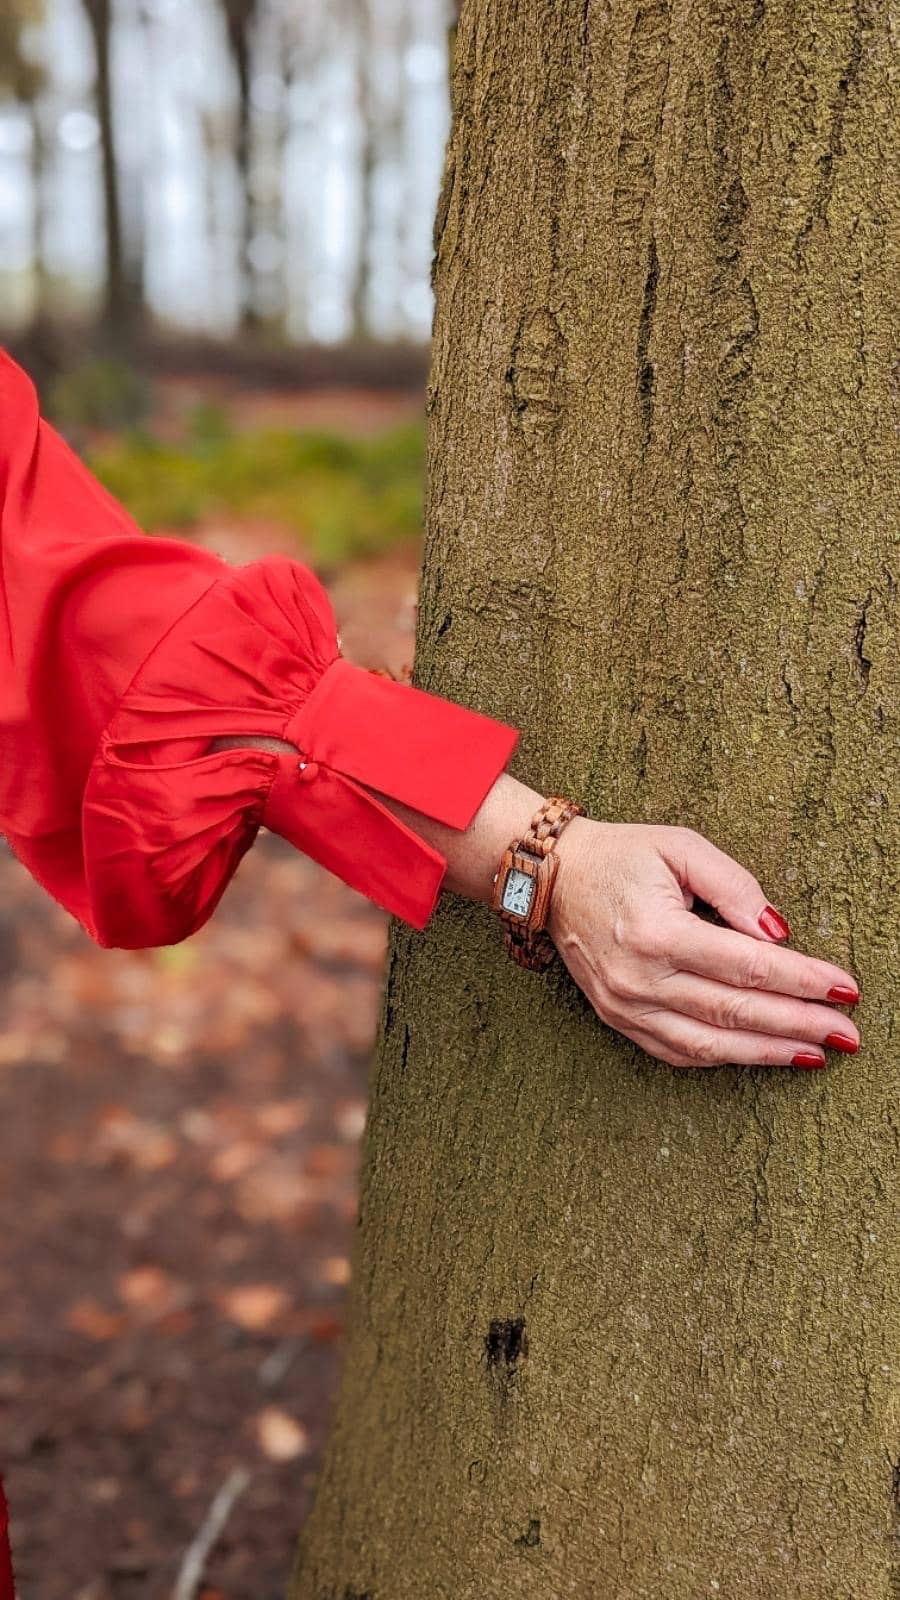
left=519, top=795, right=585, bottom=858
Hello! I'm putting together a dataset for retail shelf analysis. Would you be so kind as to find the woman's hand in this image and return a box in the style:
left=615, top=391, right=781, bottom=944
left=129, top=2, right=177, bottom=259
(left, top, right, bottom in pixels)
left=549, top=818, right=860, bottom=1070
left=241, top=747, right=859, bottom=1072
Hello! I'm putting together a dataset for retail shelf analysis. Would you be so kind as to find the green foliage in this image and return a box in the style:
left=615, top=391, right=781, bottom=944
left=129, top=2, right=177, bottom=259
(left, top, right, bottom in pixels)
left=48, top=357, right=151, bottom=430
left=85, top=407, right=425, bottom=563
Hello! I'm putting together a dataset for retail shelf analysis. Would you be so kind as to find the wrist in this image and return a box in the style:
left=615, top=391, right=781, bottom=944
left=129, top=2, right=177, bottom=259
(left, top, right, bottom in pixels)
left=358, top=771, right=548, bottom=905
left=446, top=773, right=548, bottom=904
left=546, top=814, right=592, bottom=948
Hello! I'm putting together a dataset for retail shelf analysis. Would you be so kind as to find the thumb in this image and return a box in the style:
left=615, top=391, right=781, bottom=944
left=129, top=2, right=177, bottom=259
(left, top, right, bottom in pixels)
left=659, top=828, right=792, bottom=943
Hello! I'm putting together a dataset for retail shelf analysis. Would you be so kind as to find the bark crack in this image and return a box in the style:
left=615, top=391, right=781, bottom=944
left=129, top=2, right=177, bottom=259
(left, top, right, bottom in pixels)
left=612, top=1, right=671, bottom=240
left=794, top=0, right=868, bottom=252
left=853, top=588, right=873, bottom=691
left=637, top=235, right=659, bottom=447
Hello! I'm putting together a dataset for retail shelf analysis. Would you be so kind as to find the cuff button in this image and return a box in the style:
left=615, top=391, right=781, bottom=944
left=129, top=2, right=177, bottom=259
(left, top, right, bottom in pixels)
left=297, top=760, right=320, bottom=784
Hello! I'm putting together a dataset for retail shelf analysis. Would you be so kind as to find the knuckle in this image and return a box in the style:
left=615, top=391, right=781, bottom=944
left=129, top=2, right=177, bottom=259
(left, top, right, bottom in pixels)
left=673, top=825, right=700, bottom=845
left=800, top=964, right=827, bottom=999
left=740, top=953, right=773, bottom=991
left=631, top=916, right=663, bottom=959
left=754, top=1039, right=786, bottom=1066
left=719, top=993, right=755, bottom=1032
left=685, top=1033, right=722, bottom=1066
left=606, top=966, right=643, bottom=1004
left=730, top=867, right=760, bottom=906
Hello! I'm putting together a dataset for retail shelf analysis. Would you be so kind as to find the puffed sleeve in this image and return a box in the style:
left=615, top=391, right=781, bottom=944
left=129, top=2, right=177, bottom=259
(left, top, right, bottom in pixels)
left=0, top=349, right=520, bottom=948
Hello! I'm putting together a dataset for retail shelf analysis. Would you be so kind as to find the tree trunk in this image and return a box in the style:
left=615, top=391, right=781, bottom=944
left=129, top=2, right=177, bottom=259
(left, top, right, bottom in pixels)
left=293, top=2, right=899, bottom=1595
left=351, top=0, right=374, bottom=341
left=83, top=0, right=134, bottom=336
left=221, top=0, right=258, bottom=327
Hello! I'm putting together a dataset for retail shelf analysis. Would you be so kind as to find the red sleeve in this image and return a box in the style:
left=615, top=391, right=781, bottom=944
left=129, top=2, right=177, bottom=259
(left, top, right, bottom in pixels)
left=0, top=350, right=519, bottom=946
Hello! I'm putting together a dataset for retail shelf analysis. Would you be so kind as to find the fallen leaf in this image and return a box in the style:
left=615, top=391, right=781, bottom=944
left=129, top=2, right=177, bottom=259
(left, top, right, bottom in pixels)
left=254, top=1099, right=310, bottom=1138
left=234, top=1164, right=315, bottom=1224
left=117, top=1265, right=179, bottom=1312
left=210, top=1140, right=262, bottom=1182
left=255, top=1406, right=309, bottom=1462
left=333, top=1098, right=367, bottom=1142
left=318, top=1256, right=351, bottom=1286
left=92, top=1108, right=178, bottom=1171
left=0, top=1032, right=32, bottom=1065
left=307, top=1314, right=343, bottom=1343
left=218, top=1284, right=289, bottom=1331
left=66, top=1298, right=126, bottom=1341
left=306, top=1143, right=355, bottom=1179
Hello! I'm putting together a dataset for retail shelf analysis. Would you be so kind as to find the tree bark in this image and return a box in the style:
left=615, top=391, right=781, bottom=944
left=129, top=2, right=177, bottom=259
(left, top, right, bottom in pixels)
left=293, top=2, right=899, bottom=1595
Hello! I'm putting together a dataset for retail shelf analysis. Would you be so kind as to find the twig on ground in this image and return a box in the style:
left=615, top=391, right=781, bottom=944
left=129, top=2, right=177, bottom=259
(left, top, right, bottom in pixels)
left=257, top=1336, right=301, bottom=1388
left=172, top=1465, right=251, bottom=1600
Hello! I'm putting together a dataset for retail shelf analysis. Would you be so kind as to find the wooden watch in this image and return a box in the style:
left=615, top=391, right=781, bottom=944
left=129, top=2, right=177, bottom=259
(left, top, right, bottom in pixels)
left=491, top=796, right=585, bottom=970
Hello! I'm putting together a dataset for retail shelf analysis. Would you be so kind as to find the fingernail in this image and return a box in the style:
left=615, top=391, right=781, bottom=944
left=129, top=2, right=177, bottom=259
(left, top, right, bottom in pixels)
left=827, top=985, right=859, bottom=1005
left=791, top=1051, right=826, bottom=1069
left=759, top=905, right=791, bottom=941
left=825, top=1032, right=859, bottom=1055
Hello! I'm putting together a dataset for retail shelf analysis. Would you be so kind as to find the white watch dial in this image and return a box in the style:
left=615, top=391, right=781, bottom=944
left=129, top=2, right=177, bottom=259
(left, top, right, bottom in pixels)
left=501, top=867, right=534, bottom=918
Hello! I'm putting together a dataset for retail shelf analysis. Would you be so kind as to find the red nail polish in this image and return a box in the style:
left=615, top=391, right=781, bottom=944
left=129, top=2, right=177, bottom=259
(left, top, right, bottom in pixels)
left=825, top=1032, right=859, bottom=1054
left=791, top=1051, right=826, bottom=1069
left=759, top=905, right=791, bottom=941
left=827, top=985, right=859, bottom=1005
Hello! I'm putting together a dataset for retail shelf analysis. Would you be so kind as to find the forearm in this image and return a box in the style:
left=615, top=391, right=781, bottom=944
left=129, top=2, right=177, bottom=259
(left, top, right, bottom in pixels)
left=361, top=770, right=548, bottom=905
left=209, top=732, right=544, bottom=908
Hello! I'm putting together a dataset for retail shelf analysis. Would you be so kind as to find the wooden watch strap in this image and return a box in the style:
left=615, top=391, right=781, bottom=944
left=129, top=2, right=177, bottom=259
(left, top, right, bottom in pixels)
left=498, top=795, right=585, bottom=971
left=504, top=922, right=556, bottom=970
left=520, top=796, right=585, bottom=857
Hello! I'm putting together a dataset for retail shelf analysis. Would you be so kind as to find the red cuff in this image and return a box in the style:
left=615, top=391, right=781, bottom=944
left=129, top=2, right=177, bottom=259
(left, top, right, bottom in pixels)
left=264, top=659, right=520, bottom=929
left=285, top=657, right=519, bottom=830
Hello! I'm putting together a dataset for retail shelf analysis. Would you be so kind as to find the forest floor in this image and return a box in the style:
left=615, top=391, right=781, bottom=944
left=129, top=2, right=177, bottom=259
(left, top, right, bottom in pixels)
left=0, top=377, right=424, bottom=1599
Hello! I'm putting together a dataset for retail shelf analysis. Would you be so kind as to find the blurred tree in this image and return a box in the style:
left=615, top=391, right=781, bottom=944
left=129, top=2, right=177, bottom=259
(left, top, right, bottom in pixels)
left=0, top=2, right=45, bottom=333
left=351, top=0, right=374, bottom=340
left=81, top=0, right=136, bottom=336
left=220, top=0, right=260, bottom=324
left=0, top=0, right=43, bottom=100
left=292, top=1, right=898, bottom=1596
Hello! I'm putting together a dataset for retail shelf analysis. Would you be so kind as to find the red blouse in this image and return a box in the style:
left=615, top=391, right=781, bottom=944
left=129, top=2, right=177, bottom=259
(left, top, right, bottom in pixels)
left=0, top=349, right=520, bottom=948
left=0, top=349, right=520, bottom=1592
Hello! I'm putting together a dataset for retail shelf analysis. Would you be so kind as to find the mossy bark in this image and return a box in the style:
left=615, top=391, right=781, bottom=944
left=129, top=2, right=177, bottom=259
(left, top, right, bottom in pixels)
left=292, top=2, right=899, bottom=1595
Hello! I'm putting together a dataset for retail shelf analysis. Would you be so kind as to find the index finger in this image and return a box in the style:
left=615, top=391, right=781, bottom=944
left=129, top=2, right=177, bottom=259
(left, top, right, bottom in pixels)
left=670, top=916, right=859, bottom=1003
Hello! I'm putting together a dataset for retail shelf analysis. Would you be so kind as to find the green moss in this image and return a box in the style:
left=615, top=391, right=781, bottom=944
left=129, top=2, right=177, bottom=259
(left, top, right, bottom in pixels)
left=85, top=406, right=425, bottom=563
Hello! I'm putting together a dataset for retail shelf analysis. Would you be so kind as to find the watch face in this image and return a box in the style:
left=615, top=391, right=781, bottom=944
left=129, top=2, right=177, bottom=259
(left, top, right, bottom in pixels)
left=501, top=867, right=534, bottom=918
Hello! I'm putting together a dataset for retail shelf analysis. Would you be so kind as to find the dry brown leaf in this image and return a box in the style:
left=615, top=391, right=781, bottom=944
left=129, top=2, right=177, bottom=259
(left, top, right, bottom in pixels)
left=253, top=1099, right=310, bottom=1138
left=308, top=1314, right=343, bottom=1343
left=318, top=1256, right=351, bottom=1286
left=255, top=1405, right=309, bottom=1462
left=66, top=1298, right=126, bottom=1341
left=234, top=1164, right=315, bottom=1224
left=218, top=1284, right=289, bottom=1330
left=210, top=1140, right=262, bottom=1182
left=0, top=1032, right=32, bottom=1066
left=333, top=1098, right=367, bottom=1142
left=306, top=1143, right=354, bottom=1179
left=93, top=1108, right=177, bottom=1171
left=117, top=1266, right=180, bottom=1313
